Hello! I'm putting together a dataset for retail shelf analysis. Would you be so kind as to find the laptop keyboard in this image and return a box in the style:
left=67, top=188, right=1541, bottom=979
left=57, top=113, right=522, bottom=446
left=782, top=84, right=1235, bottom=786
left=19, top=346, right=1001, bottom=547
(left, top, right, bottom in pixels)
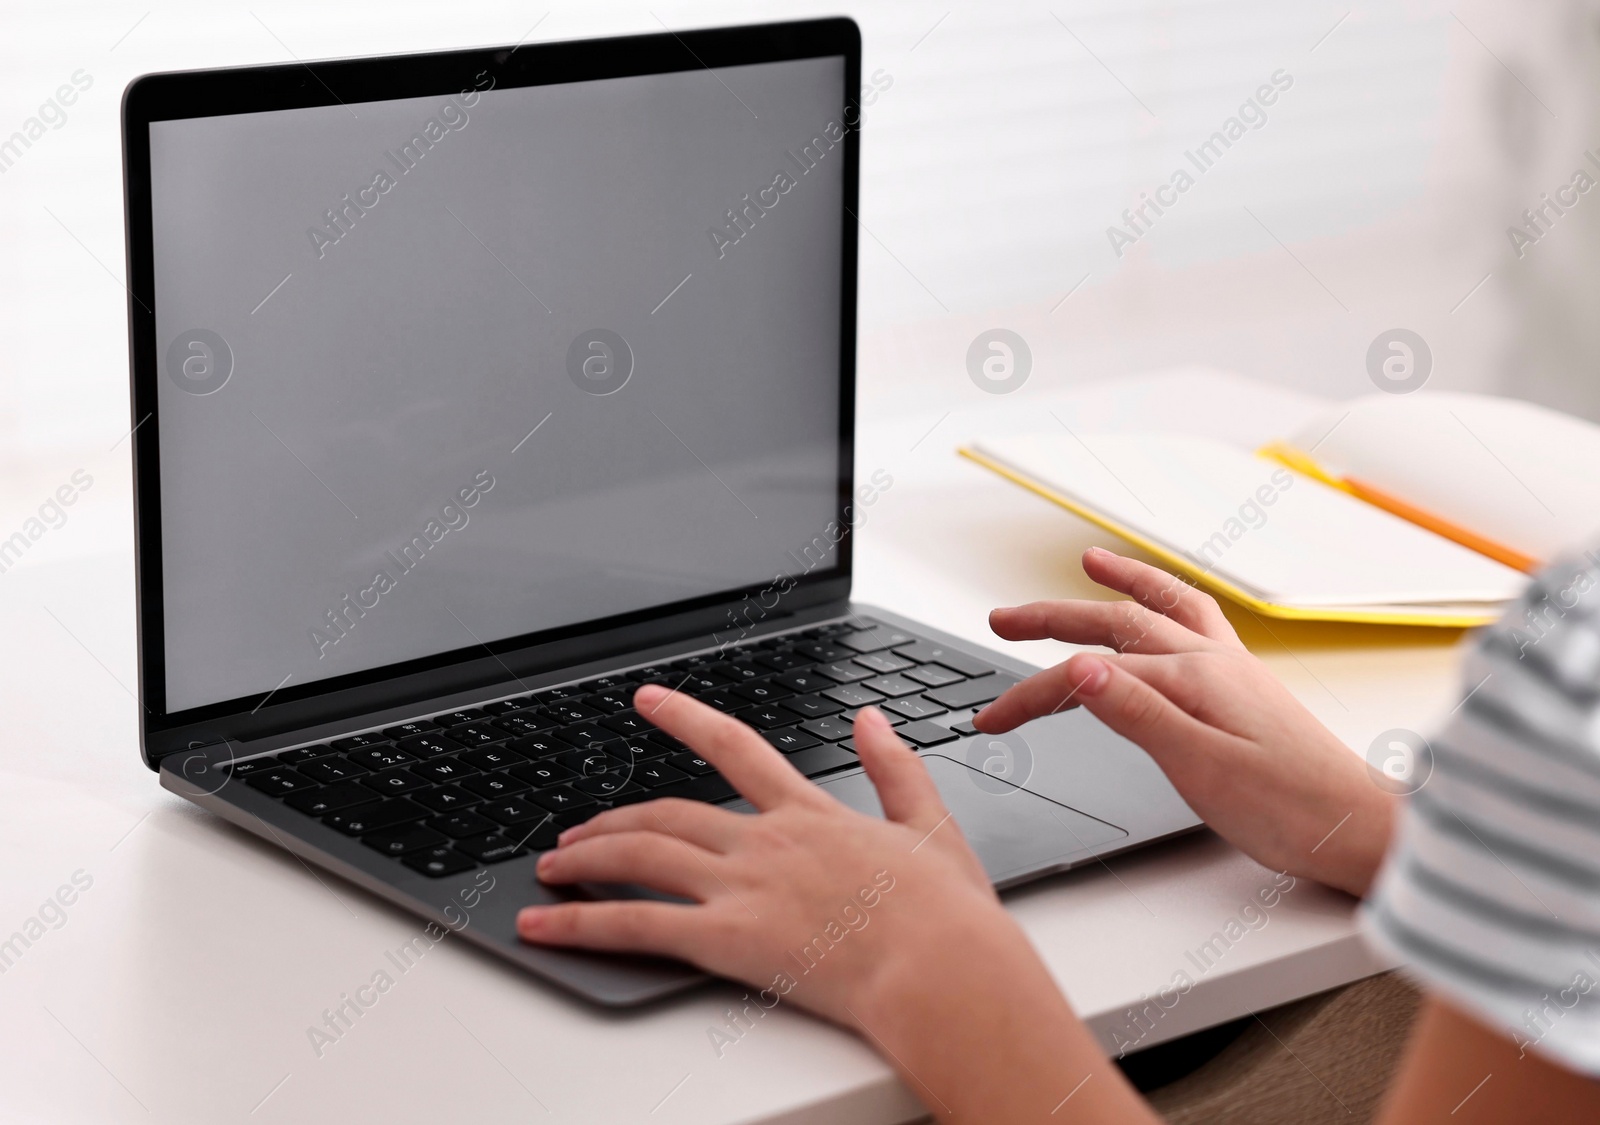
left=224, top=617, right=1018, bottom=877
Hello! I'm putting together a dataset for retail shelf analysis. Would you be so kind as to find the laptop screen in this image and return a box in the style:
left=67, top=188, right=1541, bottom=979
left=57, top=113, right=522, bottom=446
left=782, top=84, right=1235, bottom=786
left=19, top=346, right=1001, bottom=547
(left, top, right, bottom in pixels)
left=147, top=55, right=847, bottom=713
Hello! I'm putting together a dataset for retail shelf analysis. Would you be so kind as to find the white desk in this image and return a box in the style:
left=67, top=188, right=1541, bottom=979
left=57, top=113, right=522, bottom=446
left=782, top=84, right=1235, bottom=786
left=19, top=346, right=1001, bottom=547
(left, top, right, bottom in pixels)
left=0, top=370, right=1467, bottom=1124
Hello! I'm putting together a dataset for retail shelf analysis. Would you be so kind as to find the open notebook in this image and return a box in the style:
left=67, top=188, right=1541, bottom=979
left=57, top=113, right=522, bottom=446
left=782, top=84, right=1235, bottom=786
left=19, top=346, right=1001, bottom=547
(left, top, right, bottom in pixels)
left=961, top=393, right=1600, bottom=626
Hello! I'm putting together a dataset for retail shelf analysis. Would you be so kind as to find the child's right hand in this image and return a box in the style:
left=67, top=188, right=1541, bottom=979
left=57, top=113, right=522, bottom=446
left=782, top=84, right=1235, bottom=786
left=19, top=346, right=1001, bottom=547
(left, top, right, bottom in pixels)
left=975, top=547, right=1396, bottom=896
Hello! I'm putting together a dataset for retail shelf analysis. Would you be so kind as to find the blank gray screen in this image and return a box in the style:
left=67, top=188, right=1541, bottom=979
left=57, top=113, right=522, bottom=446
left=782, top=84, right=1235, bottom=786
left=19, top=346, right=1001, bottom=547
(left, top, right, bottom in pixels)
left=150, top=57, right=845, bottom=712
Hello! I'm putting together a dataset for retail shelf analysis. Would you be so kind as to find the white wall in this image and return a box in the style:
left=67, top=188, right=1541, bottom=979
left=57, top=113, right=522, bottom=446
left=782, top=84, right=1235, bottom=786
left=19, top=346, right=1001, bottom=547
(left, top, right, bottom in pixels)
left=1, top=0, right=1589, bottom=465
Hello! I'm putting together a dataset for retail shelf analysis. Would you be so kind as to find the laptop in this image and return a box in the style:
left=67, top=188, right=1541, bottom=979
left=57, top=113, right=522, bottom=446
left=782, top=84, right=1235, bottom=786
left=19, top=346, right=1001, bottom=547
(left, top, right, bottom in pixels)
left=122, top=17, right=1200, bottom=1006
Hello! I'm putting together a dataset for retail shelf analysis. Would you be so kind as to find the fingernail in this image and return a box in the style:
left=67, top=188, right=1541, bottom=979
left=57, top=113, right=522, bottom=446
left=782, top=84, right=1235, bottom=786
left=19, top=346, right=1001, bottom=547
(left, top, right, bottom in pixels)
left=537, top=852, right=556, bottom=874
left=555, top=827, right=580, bottom=846
left=857, top=706, right=890, bottom=730
left=1073, top=655, right=1110, bottom=695
left=517, top=907, right=545, bottom=934
left=635, top=684, right=667, bottom=704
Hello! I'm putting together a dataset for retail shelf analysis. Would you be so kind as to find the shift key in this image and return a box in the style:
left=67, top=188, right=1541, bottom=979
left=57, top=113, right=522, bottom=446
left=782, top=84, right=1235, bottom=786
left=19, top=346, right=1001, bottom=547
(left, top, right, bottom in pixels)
left=923, top=674, right=1019, bottom=710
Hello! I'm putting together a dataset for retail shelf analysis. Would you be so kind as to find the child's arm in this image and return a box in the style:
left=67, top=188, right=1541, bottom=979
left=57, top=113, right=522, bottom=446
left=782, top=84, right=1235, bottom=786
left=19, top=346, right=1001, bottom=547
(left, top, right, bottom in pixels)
left=976, top=547, right=1396, bottom=896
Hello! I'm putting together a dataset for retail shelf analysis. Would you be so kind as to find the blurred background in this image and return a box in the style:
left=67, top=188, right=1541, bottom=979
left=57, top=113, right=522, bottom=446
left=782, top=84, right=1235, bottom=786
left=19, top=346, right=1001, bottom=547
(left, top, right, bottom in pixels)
left=2, top=0, right=1598, bottom=565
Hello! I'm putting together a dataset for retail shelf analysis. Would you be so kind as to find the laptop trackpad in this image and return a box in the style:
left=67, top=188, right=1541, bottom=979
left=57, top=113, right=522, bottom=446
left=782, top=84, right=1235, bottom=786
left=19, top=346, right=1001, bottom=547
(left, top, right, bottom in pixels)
left=816, top=755, right=1128, bottom=887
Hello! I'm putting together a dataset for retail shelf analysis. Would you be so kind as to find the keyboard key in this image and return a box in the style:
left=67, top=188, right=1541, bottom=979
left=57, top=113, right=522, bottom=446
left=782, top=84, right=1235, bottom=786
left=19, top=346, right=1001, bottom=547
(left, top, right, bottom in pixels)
left=509, top=815, right=568, bottom=851
left=799, top=716, right=855, bottom=742
left=557, top=722, right=621, bottom=748
left=774, top=669, right=834, bottom=694
left=528, top=786, right=595, bottom=813
left=721, top=661, right=765, bottom=683
left=542, top=701, right=600, bottom=725
left=885, top=695, right=947, bottom=721
left=490, top=713, right=545, bottom=739
left=667, top=752, right=717, bottom=777
left=795, top=642, right=850, bottom=662
left=397, top=732, right=463, bottom=758
left=584, top=691, right=632, bottom=715
left=461, top=771, right=529, bottom=799
left=460, top=746, right=526, bottom=771
left=330, top=733, right=388, bottom=751
left=427, top=811, right=498, bottom=838
left=951, top=719, right=979, bottom=736
left=279, top=745, right=338, bottom=765
left=753, top=650, right=809, bottom=672
left=837, top=626, right=916, bottom=654
left=226, top=757, right=279, bottom=776
left=433, top=708, right=487, bottom=727
left=450, top=724, right=508, bottom=746
left=246, top=768, right=315, bottom=795
left=301, top=758, right=370, bottom=784
left=634, top=761, right=690, bottom=788
left=347, top=746, right=415, bottom=770
left=822, top=683, right=884, bottom=709
left=786, top=744, right=861, bottom=778
left=733, top=680, right=793, bottom=704
left=481, top=796, right=560, bottom=825
left=509, top=759, right=577, bottom=788
left=599, top=712, right=653, bottom=737
left=903, top=663, right=964, bottom=688
left=894, top=642, right=996, bottom=678
left=763, top=728, right=822, bottom=753
left=780, top=693, right=843, bottom=720
left=570, top=773, right=636, bottom=798
left=735, top=705, right=794, bottom=730
left=363, top=824, right=448, bottom=856
left=863, top=673, right=923, bottom=697
left=895, top=720, right=961, bottom=748
left=854, top=651, right=914, bottom=675
left=402, top=846, right=477, bottom=878
left=552, top=749, right=626, bottom=776
left=698, top=689, right=745, bottom=714
left=672, top=670, right=725, bottom=694
left=816, top=661, right=874, bottom=684
left=455, top=834, right=530, bottom=864
left=644, top=730, right=688, bottom=754
left=508, top=734, right=567, bottom=759
left=324, top=798, right=428, bottom=835
left=477, top=700, right=525, bottom=716
left=534, top=684, right=586, bottom=702
left=285, top=782, right=379, bottom=816
left=923, top=674, right=1018, bottom=709
left=611, top=739, right=669, bottom=767
left=410, top=758, right=481, bottom=784
left=383, top=720, right=439, bottom=740
left=413, top=785, right=479, bottom=813
left=581, top=674, right=636, bottom=692
left=362, top=769, right=430, bottom=796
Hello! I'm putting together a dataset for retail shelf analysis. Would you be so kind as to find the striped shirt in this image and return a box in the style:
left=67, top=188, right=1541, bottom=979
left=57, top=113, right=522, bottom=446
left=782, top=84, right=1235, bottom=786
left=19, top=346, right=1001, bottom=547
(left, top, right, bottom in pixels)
left=1363, top=545, right=1600, bottom=1075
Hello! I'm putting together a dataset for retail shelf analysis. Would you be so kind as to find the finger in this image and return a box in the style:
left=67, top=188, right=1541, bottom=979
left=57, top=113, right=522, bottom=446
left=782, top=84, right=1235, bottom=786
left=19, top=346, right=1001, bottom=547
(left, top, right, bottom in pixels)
left=988, top=598, right=1204, bottom=656
left=1081, top=547, right=1240, bottom=646
left=972, top=653, right=1107, bottom=732
left=536, top=830, right=722, bottom=900
left=1061, top=653, right=1238, bottom=772
left=517, top=899, right=700, bottom=959
left=557, top=797, right=747, bottom=853
left=852, top=707, right=948, bottom=828
left=634, top=684, right=816, bottom=811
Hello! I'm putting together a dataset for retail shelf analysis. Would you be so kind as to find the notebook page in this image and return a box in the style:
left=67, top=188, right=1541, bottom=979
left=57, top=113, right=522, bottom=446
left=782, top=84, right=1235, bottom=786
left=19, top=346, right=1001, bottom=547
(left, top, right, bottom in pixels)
left=972, top=433, right=1528, bottom=608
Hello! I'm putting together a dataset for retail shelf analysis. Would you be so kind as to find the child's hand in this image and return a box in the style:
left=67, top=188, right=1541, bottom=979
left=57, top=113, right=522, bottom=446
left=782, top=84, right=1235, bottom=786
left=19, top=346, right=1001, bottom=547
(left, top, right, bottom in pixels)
left=976, top=547, right=1395, bottom=896
left=518, top=687, right=1011, bottom=1028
